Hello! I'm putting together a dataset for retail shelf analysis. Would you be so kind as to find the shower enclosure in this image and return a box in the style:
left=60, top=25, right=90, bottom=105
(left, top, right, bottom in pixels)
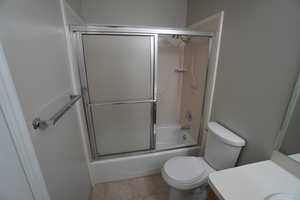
left=71, top=25, right=213, bottom=159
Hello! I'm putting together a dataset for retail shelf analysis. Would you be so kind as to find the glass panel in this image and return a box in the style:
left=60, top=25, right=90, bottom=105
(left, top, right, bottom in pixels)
left=82, top=34, right=153, bottom=103
left=91, top=103, right=152, bottom=155
left=155, top=35, right=209, bottom=150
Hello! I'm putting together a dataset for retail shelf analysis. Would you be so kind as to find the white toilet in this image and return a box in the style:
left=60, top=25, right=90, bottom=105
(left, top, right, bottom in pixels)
left=162, top=122, right=246, bottom=200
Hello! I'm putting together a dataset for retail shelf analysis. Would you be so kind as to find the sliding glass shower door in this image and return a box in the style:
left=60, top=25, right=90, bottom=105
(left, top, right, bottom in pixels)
left=81, top=34, right=156, bottom=157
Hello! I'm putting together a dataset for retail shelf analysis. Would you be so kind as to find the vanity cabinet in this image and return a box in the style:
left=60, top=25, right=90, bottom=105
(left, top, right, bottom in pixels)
left=208, top=187, right=220, bottom=200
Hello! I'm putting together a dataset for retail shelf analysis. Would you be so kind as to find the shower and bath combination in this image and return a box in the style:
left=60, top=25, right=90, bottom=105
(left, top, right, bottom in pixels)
left=160, top=34, right=202, bottom=132
left=71, top=25, right=213, bottom=160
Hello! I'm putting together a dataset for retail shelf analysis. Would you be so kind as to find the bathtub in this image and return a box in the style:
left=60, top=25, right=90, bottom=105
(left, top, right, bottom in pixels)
left=89, top=146, right=199, bottom=184
left=89, top=124, right=199, bottom=184
left=156, top=124, right=197, bottom=150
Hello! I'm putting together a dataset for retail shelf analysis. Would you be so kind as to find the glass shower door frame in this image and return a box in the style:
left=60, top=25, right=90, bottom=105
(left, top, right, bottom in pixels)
left=74, top=31, right=158, bottom=159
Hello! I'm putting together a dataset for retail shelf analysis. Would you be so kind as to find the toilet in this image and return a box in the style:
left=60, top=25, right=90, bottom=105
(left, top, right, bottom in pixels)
left=162, top=122, right=246, bottom=200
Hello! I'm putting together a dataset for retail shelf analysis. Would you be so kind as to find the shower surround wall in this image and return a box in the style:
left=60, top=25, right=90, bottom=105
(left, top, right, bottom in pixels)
left=179, top=37, right=209, bottom=142
left=157, top=36, right=184, bottom=126
left=157, top=36, right=209, bottom=143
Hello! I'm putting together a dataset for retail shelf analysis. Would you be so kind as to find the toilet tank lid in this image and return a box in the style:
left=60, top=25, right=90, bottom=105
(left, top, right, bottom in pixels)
left=208, top=122, right=246, bottom=147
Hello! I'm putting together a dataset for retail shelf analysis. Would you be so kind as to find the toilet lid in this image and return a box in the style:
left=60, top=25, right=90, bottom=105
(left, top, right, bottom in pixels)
left=163, top=156, right=206, bottom=184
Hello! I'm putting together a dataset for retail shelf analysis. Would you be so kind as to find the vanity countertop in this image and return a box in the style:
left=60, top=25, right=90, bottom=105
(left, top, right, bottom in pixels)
left=208, top=160, right=300, bottom=200
left=290, top=153, right=300, bottom=163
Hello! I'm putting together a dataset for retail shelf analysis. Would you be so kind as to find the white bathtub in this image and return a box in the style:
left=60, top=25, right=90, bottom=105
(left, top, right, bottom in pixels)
left=89, top=147, right=200, bottom=184
left=89, top=124, right=199, bottom=184
left=156, top=124, right=197, bottom=150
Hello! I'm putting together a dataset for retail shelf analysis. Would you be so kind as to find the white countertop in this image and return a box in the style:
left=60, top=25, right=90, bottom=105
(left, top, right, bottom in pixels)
left=208, top=160, right=300, bottom=200
left=290, top=153, right=300, bottom=163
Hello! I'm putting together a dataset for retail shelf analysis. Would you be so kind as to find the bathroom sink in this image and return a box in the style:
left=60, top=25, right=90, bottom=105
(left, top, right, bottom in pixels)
left=265, top=193, right=300, bottom=200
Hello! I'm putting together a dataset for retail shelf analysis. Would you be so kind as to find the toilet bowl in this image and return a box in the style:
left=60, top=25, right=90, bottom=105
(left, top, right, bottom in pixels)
left=162, top=156, right=214, bottom=200
left=162, top=122, right=246, bottom=200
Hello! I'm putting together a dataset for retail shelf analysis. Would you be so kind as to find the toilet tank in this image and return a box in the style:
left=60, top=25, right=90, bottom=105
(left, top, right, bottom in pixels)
left=204, top=122, right=246, bottom=170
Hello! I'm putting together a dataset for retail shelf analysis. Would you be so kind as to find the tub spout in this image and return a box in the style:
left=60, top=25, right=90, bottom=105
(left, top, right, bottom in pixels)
left=181, top=125, right=191, bottom=130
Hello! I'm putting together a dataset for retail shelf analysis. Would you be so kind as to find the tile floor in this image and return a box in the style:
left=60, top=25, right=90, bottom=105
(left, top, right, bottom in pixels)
left=91, top=174, right=170, bottom=200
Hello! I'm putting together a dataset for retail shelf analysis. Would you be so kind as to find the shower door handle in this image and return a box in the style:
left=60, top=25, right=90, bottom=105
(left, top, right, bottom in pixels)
left=153, top=101, right=157, bottom=125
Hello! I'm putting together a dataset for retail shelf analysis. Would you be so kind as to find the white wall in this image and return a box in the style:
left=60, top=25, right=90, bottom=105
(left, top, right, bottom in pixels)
left=61, top=0, right=92, bottom=170
left=0, top=108, right=34, bottom=200
left=0, top=0, right=91, bottom=200
left=65, top=0, right=82, bottom=17
left=81, top=0, right=187, bottom=27
left=187, top=0, right=300, bottom=164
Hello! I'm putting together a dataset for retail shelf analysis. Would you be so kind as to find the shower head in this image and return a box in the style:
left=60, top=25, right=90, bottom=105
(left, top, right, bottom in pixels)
left=159, top=37, right=182, bottom=47
left=180, top=36, right=191, bottom=44
left=159, top=35, right=190, bottom=48
left=172, top=35, right=191, bottom=44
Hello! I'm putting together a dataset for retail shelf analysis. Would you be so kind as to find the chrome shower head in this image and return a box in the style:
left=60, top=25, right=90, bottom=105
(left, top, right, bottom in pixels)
left=172, top=35, right=191, bottom=44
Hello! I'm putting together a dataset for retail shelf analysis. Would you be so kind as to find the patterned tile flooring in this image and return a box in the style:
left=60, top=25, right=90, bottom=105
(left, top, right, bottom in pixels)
left=91, top=174, right=170, bottom=200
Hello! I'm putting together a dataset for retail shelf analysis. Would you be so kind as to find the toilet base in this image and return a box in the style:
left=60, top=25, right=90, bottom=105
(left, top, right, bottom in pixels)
left=168, top=184, right=208, bottom=200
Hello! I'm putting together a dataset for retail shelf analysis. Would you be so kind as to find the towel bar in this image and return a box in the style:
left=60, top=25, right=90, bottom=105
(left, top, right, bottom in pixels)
left=32, top=94, right=81, bottom=130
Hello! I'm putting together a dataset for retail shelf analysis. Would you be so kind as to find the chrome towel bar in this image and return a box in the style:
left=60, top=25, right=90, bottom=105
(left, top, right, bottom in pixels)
left=32, top=94, right=81, bottom=130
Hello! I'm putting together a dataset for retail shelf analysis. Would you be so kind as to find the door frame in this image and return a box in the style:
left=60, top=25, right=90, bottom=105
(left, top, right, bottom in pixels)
left=0, top=42, right=50, bottom=200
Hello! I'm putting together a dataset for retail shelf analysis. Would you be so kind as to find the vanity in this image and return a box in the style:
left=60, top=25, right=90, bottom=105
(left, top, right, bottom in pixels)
left=207, top=75, right=300, bottom=200
left=208, top=159, right=300, bottom=200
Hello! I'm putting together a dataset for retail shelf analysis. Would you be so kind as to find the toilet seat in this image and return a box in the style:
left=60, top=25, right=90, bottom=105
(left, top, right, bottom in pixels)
left=162, top=156, right=215, bottom=190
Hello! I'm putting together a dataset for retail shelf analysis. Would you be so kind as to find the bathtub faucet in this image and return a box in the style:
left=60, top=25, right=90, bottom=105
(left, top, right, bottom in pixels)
left=181, top=125, right=191, bottom=130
